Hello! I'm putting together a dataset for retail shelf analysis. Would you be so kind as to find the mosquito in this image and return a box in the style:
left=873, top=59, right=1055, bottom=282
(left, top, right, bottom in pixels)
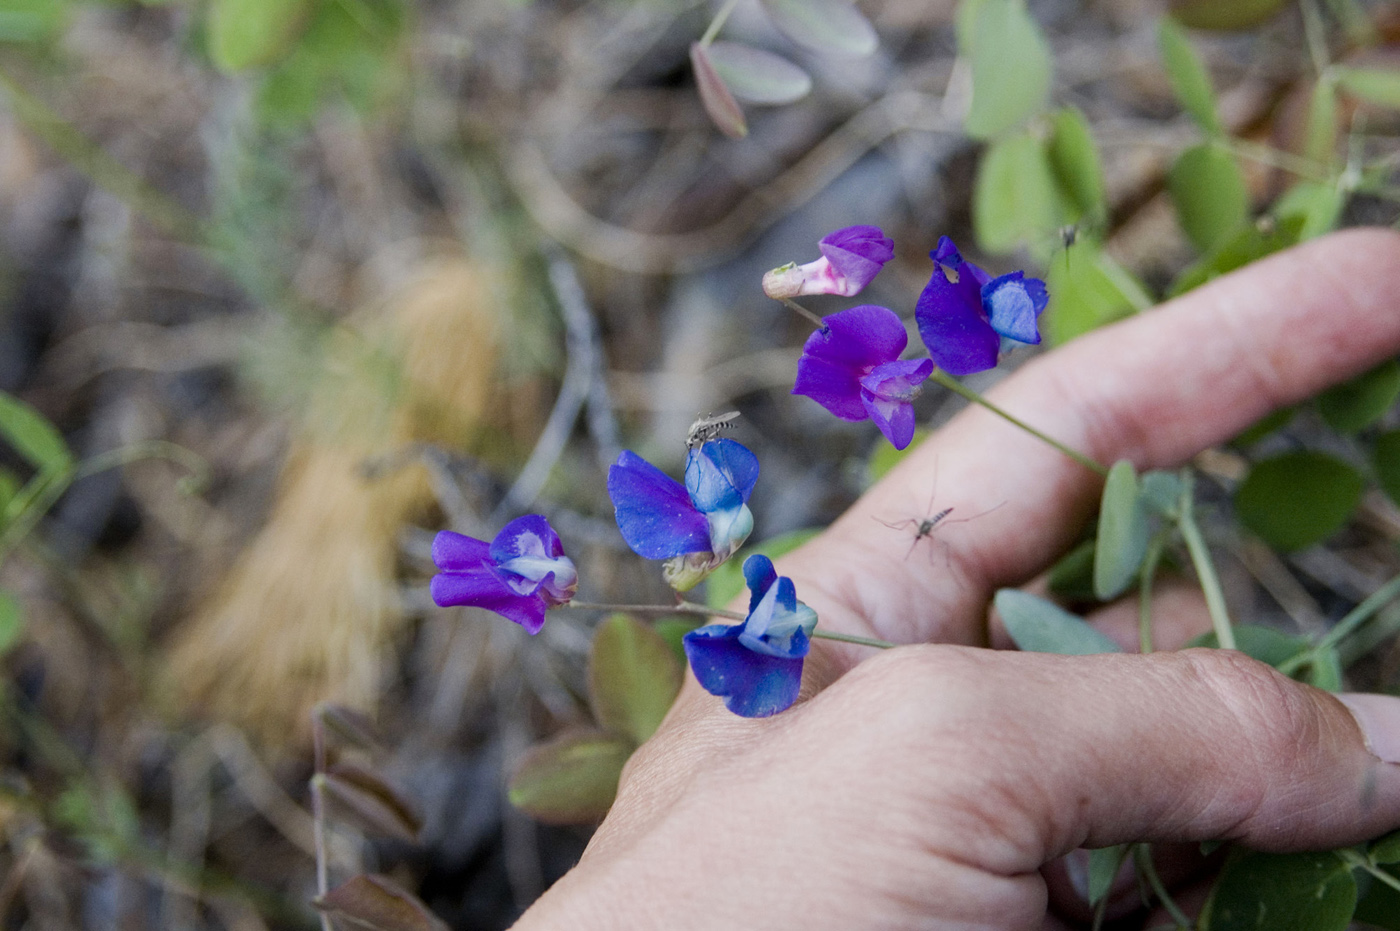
left=687, top=411, right=741, bottom=449
left=876, top=463, right=1003, bottom=561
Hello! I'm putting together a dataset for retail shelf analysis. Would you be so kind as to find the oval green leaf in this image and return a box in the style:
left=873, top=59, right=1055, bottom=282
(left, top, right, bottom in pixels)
left=690, top=43, right=747, bottom=138
left=1047, top=540, right=1097, bottom=602
left=1044, top=240, right=1142, bottom=345
left=0, top=391, right=71, bottom=473
left=1159, top=17, right=1222, bottom=135
left=962, top=0, right=1052, bottom=140
left=1088, top=845, right=1128, bottom=906
left=1337, top=66, right=1400, bottom=110
left=1234, top=451, right=1364, bottom=552
left=208, top=0, right=313, bottom=72
left=1169, top=215, right=1304, bottom=296
left=995, top=589, right=1122, bottom=655
left=1170, top=0, right=1289, bottom=31
left=507, top=729, right=632, bottom=825
left=1094, top=460, right=1149, bottom=601
left=1169, top=142, right=1249, bottom=253
left=705, top=42, right=812, bottom=105
left=0, top=591, right=20, bottom=657
left=1371, top=829, right=1400, bottom=865
left=1047, top=107, right=1106, bottom=221
left=1302, top=77, right=1339, bottom=167
left=1375, top=430, right=1400, bottom=508
left=588, top=614, right=684, bottom=745
left=761, top=0, right=877, bottom=56
left=1199, top=850, right=1355, bottom=931
left=1273, top=180, right=1345, bottom=241
left=974, top=131, right=1066, bottom=255
left=1316, top=359, right=1400, bottom=434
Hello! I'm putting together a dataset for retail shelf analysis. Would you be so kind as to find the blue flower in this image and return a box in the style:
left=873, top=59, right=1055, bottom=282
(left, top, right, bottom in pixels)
left=430, top=515, right=578, bottom=635
left=914, top=236, right=1049, bottom=376
left=607, top=438, right=758, bottom=591
left=792, top=304, right=934, bottom=450
left=683, top=555, right=818, bottom=718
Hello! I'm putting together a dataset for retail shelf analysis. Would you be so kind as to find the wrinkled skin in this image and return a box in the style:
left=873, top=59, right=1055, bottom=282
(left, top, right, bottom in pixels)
left=515, top=230, right=1400, bottom=931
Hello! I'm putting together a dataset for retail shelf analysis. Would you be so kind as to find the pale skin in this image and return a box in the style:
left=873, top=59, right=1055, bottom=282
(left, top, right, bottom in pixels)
left=514, top=229, right=1400, bottom=930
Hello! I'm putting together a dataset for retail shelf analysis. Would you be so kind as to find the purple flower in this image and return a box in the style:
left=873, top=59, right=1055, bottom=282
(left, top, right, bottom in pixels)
left=683, top=554, right=818, bottom=718
left=762, top=225, right=895, bottom=300
left=430, top=515, right=577, bottom=635
left=607, top=438, right=759, bottom=591
left=914, top=236, right=1049, bottom=376
left=792, top=305, right=934, bottom=450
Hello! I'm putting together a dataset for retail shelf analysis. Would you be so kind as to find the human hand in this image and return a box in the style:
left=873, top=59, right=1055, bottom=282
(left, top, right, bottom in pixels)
left=515, top=229, right=1400, bottom=930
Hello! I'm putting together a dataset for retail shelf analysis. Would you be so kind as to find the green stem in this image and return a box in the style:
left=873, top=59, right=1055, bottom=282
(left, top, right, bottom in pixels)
left=74, top=440, right=210, bottom=491
left=1139, top=533, right=1168, bottom=654
left=780, top=298, right=828, bottom=331
left=1340, top=849, right=1400, bottom=894
left=1317, top=571, right=1400, bottom=654
left=1134, top=844, right=1195, bottom=930
left=810, top=629, right=897, bottom=649
left=1177, top=472, right=1235, bottom=651
left=1219, top=136, right=1329, bottom=182
left=928, top=370, right=1109, bottom=477
left=698, top=0, right=741, bottom=47
left=565, top=599, right=746, bottom=622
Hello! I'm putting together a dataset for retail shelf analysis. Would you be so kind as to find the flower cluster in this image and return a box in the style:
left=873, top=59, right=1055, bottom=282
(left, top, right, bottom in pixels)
left=428, top=224, right=1047, bottom=721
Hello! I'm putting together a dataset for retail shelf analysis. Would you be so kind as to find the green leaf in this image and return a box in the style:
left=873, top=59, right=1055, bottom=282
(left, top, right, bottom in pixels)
left=1169, top=143, right=1249, bottom=253
left=653, top=617, right=702, bottom=666
left=1043, top=241, right=1144, bottom=344
left=588, top=614, right=684, bottom=745
left=760, top=0, right=878, bottom=56
left=0, top=391, right=71, bottom=473
left=974, top=132, right=1065, bottom=255
left=1273, top=180, right=1345, bottom=242
left=1234, top=451, right=1364, bottom=552
left=704, top=42, right=812, bottom=105
left=1372, top=830, right=1400, bottom=865
left=690, top=43, right=747, bottom=138
left=1047, top=540, right=1098, bottom=602
left=1088, top=845, right=1128, bottom=906
left=0, top=591, right=19, bottom=657
left=1159, top=17, right=1222, bottom=135
left=1374, top=430, right=1400, bottom=508
left=314, top=874, right=449, bottom=931
left=1046, top=107, right=1105, bottom=221
left=0, top=0, right=66, bottom=44
left=1139, top=470, right=1184, bottom=517
left=868, top=428, right=928, bottom=484
left=1094, top=460, right=1150, bottom=601
left=1337, top=67, right=1400, bottom=110
left=1169, top=215, right=1304, bottom=296
left=1355, top=863, right=1400, bottom=930
left=1199, top=850, right=1355, bottom=931
left=507, top=729, right=632, bottom=824
left=1232, top=407, right=1296, bottom=447
left=1316, top=360, right=1400, bottom=434
left=1305, top=646, right=1343, bottom=692
left=962, top=0, right=1052, bottom=140
left=1169, top=0, right=1289, bottom=31
left=995, top=589, right=1122, bottom=655
left=207, top=0, right=313, bottom=72
left=1301, top=77, right=1339, bottom=167
left=1190, top=625, right=1311, bottom=669
left=706, top=529, right=822, bottom=609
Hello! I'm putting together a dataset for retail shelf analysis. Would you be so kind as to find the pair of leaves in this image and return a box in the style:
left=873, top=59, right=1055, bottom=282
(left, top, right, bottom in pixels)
left=959, top=0, right=1053, bottom=140
left=974, top=107, right=1106, bottom=255
left=508, top=614, right=683, bottom=824
left=1235, top=451, right=1364, bottom=552
left=691, top=0, right=875, bottom=138
left=314, top=874, right=449, bottom=931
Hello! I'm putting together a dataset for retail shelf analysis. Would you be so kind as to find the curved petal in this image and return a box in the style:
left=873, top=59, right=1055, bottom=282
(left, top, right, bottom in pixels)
left=489, top=514, right=564, bottom=563
left=819, top=225, right=894, bottom=293
left=861, top=391, right=917, bottom=450
left=608, top=451, right=711, bottom=559
left=861, top=358, right=934, bottom=399
left=792, top=353, right=868, bottom=421
left=742, top=553, right=779, bottom=614
left=431, top=530, right=491, bottom=571
left=801, top=305, right=907, bottom=372
left=685, top=438, right=760, bottom=514
left=983, top=272, right=1049, bottom=345
left=430, top=568, right=548, bottom=635
left=916, top=247, right=1000, bottom=376
left=683, top=624, right=806, bottom=718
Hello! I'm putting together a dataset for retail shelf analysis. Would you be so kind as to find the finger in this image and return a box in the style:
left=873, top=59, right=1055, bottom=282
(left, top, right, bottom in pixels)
left=808, top=646, right=1400, bottom=868
left=779, top=229, right=1400, bottom=653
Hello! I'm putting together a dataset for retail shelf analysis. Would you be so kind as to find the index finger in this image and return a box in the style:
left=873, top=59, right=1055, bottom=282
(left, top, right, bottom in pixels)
left=783, top=228, right=1400, bottom=662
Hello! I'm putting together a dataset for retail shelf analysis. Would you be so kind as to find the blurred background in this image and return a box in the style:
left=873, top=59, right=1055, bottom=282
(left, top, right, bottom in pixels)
left=3, top=0, right=1400, bottom=927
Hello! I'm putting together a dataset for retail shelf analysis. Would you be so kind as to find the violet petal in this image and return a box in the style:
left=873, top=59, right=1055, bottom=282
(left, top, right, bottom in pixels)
left=430, top=566, right=548, bottom=635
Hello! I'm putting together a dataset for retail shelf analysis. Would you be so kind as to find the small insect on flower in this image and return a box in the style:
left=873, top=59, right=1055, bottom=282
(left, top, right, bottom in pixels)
left=686, top=411, right=741, bottom=449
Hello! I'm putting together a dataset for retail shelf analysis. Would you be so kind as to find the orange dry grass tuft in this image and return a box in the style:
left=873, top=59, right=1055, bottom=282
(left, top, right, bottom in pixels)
left=169, top=259, right=501, bottom=747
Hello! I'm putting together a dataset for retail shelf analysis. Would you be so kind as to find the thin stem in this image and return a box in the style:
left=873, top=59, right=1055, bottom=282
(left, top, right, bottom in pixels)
left=1316, top=571, right=1400, bottom=654
left=74, top=440, right=210, bottom=489
left=928, top=370, right=1109, bottom=477
left=565, top=599, right=747, bottom=622
left=1177, top=471, right=1235, bottom=651
left=780, top=298, right=829, bottom=332
left=698, top=0, right=741, bottom=47
left=1301, top=0, right=1331, bottom=77
left=1340, top=849, right=1400, bottom=893
left=1138, top=533, right=1168, bottom=654
left=811, top=629, right=897, bottom=649
left=1134, top=844, right=1195, bottom=930
left=310, top=775, right=333, bottom=931
left=1219, top=136, right=1329, bottom=181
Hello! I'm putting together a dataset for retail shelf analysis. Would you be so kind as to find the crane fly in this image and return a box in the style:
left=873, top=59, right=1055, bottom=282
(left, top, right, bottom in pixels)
left=876, top=461, right=1003, bottom=561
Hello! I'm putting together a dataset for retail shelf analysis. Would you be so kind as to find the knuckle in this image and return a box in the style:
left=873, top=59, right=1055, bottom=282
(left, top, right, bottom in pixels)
left=1178, top=648, right=1322, bottom=765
